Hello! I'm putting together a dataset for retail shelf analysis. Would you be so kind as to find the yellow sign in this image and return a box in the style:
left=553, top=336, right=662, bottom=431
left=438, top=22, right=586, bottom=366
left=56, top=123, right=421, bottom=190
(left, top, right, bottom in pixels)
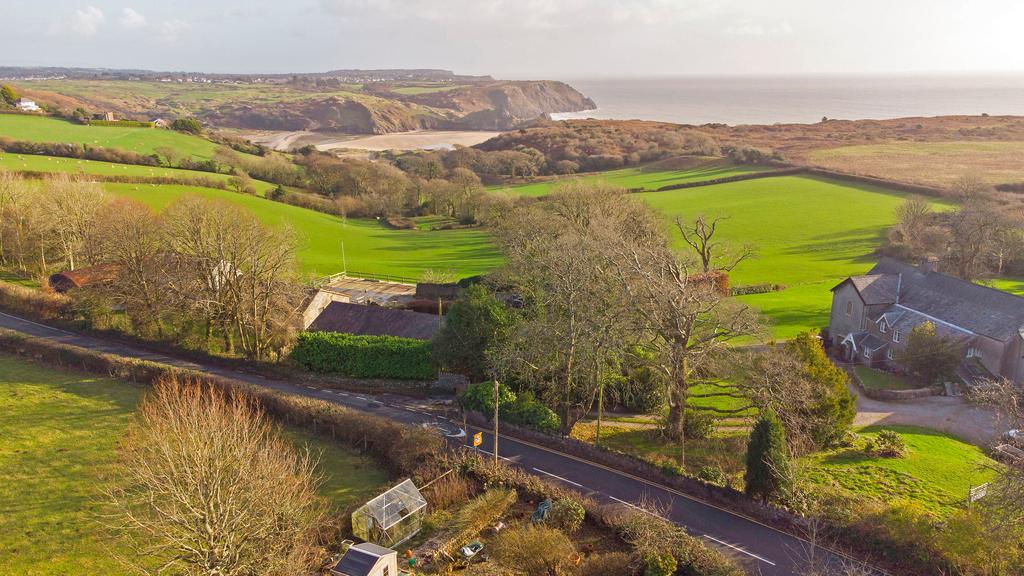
left=473, top=432, right=483, bottom=447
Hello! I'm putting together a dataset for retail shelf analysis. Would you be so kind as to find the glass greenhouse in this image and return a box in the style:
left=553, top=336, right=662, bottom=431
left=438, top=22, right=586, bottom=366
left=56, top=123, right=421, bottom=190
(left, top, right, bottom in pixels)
left=351, top=478, right=428, bottom=547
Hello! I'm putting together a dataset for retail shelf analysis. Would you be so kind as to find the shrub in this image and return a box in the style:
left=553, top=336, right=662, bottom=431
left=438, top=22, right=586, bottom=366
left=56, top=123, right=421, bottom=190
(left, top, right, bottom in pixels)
left=436, top=488, right=517, bottom=559
left=171, top=117, right=203, bottom=134
left=867, top=430, right=907, bottom=458
left=289, top=332, right=433, bottom=380
left=491, top=524, right=577, bottom=576
left=460, top=382, right=561, bottom=433
left=460, top=380, right=516, bottom=414
left=575, top=552, right=635, bottom=576
left=87, top=119, right=154, bottom=128
left=696, top=465, right=727, bottom=486
left=644, top=553, right=677, bottom=576
left=744, top=409, right=793, bottom=502
left=547, top=497, right=585, bottom=533
left=684, top=409, right=717, bottom=439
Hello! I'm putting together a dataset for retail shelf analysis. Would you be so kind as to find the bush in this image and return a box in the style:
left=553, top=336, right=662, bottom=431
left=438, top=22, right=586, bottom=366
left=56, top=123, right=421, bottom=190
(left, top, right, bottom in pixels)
left=744, top=409, right=793, bottom=502
left=696, top=465, right=727, bottom=486
left=289, top=332, right=433, bottom=380
left=575, top=552, right=635, bottom=576
left=684, top=409, right=717, bottom=439
left=171, top=117, right=203, bottom=134
left=87, top=119, right=154, bottom=128
left=460, top=380, right=516, bottom=414
left=644, top=553, right=677, bottom=576
left=460, top=382, right=561, bottom=433
left=730, top=283, right=786, bottom=296
left=547, top=497, right=585, bottom=533
left=491, top=524, right=577, bottom=576
left=867, top=430, right=907, bottom=458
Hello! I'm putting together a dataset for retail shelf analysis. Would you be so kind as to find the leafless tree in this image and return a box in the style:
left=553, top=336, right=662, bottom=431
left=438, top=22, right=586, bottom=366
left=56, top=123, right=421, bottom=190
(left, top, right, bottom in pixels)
left=105, top=377, right=327, bottom=576
left=677, top=215, right=754, bottom=273
left=39, top=173, right=107, bottom=271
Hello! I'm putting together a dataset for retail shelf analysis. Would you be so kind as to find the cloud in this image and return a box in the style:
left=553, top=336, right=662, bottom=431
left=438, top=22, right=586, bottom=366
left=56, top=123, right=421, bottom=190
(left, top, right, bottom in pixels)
left=156, top=19, right=190, bottom=44
left=49, top=5, right=105, bottom=36
left=119, top=7, right=148, bottom=29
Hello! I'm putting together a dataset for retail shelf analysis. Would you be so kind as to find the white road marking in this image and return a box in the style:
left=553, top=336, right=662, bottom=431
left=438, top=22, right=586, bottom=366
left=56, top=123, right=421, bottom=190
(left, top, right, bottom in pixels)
left=531, top=467, right=584, bottom=489
left=703, top=535, right=776, bottom=566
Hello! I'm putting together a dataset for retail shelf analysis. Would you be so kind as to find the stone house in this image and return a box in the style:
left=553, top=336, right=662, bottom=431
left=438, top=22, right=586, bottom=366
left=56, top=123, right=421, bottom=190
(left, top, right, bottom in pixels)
left=829, top=258, right=1024, bottom=385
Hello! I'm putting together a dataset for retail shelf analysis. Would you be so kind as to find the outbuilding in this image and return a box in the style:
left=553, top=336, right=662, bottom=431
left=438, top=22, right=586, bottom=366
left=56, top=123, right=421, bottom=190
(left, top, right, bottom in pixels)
left=330, top=542, right=398, bottom=576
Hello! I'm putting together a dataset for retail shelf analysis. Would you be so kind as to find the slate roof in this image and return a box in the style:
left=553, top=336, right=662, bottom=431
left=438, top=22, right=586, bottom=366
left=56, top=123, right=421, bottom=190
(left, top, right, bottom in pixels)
left=833, top=274, right=900, bottom=305
left=331, top=543, right=395, bottom=576
left=848, top=332, right=889, bottom=352
left=308, top=301, right=441, bottom=340
left=867, top=258, right=1024, bottom=341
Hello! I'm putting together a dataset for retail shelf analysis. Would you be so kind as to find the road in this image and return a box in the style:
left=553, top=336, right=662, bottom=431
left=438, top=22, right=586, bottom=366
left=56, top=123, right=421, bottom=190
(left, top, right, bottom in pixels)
left=0, top=311, right=881, bottom=576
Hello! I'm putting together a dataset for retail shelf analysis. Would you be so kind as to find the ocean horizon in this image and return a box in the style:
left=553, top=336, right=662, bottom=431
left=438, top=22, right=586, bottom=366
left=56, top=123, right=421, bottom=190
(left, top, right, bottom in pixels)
left=551, top=73, right=1024, bottom=126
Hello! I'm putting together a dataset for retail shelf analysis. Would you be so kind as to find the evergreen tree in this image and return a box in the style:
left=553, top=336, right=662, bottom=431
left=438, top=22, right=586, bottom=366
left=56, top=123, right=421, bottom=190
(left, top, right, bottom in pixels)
left=0, top=84, right=18, bottom=106
left=788, top=331, right=856, bottom=447
left=894, top=321, right=961, bottom=385
left=744, top=409, right=793, bottom=502
left=432, top=284, right=511, bottom=380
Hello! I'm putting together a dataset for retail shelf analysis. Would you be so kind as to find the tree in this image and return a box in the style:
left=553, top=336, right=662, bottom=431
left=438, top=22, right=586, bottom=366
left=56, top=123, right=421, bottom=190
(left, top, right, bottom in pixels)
left=106, top=378, right=326, bottom=576
left=40, top=174, right=107, bottom=271
left=894, top=321, right=962, bottom=385
left=171, top=117, right=203, bottom=134
left=228, top=171, right=255, bottom=194
left=0, top=84, right=17, bottom=106
left=433, top=284, right=511, bottom=381
left=950, top=173, right=991, bottom=200
left=677, top=215, right=754, bottom=274
left=490, top=525, right=577, bottom=576
left=744, top=409, right=793, bottom=502
left=154, top=146, right=182, bottom=167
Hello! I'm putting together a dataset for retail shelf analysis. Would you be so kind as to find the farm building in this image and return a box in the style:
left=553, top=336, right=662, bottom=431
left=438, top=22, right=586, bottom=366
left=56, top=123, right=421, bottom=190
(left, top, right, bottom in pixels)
left=302, top=276, right=417, bottom=329
left=351, top=479, right=427, bottom=548
left=48, top=264, right=118, bottom=293
left=830, top=257, right=1024, bottom=385
left=330, top=542, right=398, bottom=576
left=308, top=301, right=441, bottom=340
left=15, top=98, right=40, bottom=112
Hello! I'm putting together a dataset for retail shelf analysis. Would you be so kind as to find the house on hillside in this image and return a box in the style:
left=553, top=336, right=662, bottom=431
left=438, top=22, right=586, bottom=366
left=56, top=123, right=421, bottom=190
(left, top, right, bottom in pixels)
left=15, top=98, right=40, bottom=112
left=829, top=257, right=1024, bottom=385
left=330, top=542, right=399, bottom=576
left=308, top=301, right=441, bottom=340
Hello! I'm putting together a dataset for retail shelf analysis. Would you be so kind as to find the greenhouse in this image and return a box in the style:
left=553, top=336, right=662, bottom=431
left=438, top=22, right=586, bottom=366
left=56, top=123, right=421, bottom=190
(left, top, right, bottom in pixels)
left=351, top=479, right=428, bottom=547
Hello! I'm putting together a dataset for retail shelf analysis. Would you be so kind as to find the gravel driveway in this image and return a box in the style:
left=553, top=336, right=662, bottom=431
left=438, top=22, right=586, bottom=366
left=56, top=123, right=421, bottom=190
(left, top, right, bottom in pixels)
left=853, top=384, right=1003, bottom=446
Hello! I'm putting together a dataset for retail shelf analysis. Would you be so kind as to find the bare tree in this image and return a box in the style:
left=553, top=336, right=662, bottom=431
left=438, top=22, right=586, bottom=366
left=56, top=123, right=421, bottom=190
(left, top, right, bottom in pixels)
left=40, top=173, right=107, bottom=271
left=677, top=215, right=754, bottom=273
left=106, top=378, right=327, bottom=576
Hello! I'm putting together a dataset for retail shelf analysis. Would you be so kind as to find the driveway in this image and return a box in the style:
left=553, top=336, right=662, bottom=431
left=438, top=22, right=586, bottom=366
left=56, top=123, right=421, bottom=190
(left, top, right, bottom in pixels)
left=853, top=385, right=1002, bottom=446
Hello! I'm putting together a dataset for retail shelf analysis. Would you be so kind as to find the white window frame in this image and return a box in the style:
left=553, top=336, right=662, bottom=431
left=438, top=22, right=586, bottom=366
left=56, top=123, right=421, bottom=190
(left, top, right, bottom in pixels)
left=892, top=330, right=901, bottom=343
left=879, top=320, right=887, bottom=334
left=864, top=348, right=872, bottom=359
left=887, top=347, right=894, bottom=360
left=967, top=347, right=980, bottom=359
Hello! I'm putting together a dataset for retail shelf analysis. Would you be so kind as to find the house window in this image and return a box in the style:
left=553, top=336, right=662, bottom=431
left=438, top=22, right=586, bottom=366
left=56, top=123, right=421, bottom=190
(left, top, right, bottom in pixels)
left=846, top=301, right=853, bottom=316
left=383, top=566, right=390, bottom=576
left=967, top=347, right=981, bottom=359
left=879, top=321, right=887, bottom=334
left=892, top=330, right=901, bottom=343
left=887, top=347, right=894, bottom=360
left=864, top=348, right=872, bottom=359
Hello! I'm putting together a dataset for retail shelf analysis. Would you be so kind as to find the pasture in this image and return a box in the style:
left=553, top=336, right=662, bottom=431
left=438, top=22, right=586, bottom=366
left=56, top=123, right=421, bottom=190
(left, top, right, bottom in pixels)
left=492, top=159, right=768, bottom=197
left=0, top=114, right=220, bottom=160
left=103, top=182, right=501, bottom=280
left=636, top=175, right=944, bottom=338
left=0, top=152, right=274, bottom=194
left=806, top=140, right=1024, bottom=189
left=0, top=354, right=388, bottom=576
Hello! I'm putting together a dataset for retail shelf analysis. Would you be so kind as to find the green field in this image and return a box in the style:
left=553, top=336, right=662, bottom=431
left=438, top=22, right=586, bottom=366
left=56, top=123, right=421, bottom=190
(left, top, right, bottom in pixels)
left=802, top=425, right=1000, bottom=515
left=0, top=354, right=389, bottom=575
left=636, top=176, right=947, bottom=338
left=0, top=152, right=274, bottom=194
left=491, top=160, right=768, bottom=197
left=103, top=183, right=501, bottom=279
left=0, top=114, right=220, bottom=160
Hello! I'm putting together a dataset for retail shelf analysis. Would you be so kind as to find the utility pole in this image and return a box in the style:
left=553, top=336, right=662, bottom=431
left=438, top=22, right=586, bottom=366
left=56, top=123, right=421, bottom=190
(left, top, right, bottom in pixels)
left=341, top=241, right=347, bottom=276
left=493, top=379, right=500, bottom=470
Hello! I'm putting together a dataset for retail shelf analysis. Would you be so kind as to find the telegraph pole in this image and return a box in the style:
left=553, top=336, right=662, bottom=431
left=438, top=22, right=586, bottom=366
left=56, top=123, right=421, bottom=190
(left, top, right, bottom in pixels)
left=493, top=379, right=500, bottom=470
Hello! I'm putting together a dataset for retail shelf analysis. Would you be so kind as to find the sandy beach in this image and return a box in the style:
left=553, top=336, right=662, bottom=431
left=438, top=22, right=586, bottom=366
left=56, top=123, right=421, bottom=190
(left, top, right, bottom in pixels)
left=241, top=129, right=502, bottom=152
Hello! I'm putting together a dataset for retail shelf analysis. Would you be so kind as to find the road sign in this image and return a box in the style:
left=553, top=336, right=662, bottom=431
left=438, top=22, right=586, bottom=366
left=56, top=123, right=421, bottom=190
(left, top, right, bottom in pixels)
left=473, top=432, right=483, bottom=447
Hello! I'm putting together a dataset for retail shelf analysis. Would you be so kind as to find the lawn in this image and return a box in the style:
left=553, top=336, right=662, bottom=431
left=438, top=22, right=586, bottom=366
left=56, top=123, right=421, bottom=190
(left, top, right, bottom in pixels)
left=853, top=366, right=920, bottom=390
left=103, top=183, right=501, bottom=279
left=0, top=151, right=274, bottom=194
left=491, top=159, right=768, bottom=197
left=801, top=425, right=1001, bottom=515
left=806, top=141, right=1024, bottom=189
left=0, top=114, right=220, bottom=160
left=0, top=354, right=389, bottom=575
left=636, top=175, right=948, bottom=338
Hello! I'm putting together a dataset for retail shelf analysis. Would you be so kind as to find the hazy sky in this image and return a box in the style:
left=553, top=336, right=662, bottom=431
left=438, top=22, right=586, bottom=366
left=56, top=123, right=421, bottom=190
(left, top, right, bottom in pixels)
left=5, top=0, right=1024, bottom=78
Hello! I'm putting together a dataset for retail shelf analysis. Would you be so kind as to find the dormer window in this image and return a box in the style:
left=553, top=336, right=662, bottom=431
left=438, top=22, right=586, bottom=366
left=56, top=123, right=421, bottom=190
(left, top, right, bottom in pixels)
left=892, top=330, right=901, bottom=343
left=879, top=320, right=887, bottom=334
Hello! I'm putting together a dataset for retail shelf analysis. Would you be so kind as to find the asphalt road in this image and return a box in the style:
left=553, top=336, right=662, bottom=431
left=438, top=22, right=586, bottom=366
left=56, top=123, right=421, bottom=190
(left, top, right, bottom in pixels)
left=0, top=311, right=883, bottom=576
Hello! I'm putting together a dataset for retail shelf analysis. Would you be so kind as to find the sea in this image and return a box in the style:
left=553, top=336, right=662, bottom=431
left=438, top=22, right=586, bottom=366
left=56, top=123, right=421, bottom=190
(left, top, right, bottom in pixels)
left=550, top=74, right=1024, bottom=126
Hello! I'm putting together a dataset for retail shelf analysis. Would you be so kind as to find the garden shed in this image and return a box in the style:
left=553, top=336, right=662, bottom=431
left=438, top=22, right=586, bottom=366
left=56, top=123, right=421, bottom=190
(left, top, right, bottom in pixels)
left=352, top=479, right=427, bottom=547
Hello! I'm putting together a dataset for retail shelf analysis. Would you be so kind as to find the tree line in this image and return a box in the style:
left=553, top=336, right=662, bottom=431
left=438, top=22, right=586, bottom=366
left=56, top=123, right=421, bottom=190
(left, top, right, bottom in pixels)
left=0, top=172, right=302, bottom=360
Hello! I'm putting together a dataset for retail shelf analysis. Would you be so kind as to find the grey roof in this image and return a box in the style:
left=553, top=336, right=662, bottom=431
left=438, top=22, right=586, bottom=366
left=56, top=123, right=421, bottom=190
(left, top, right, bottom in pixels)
left=834, top=274, right=900, bottom=305
left=868, top=258, right=1024, bottom=341
left=332, top=543, right=395, bottom=576
left=855, top=333, right=889, bottom=352
left=308, top=301, right=441, bottom=340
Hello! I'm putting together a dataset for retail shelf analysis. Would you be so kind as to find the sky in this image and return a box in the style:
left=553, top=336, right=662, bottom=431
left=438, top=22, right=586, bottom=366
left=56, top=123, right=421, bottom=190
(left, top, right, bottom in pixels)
left=4, top=0, right=1024, bottom=79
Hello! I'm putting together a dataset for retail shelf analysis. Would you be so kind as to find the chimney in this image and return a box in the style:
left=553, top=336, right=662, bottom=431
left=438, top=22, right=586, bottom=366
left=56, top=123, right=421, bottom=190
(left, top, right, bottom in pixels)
left=919, top=255, right=939, bottom=274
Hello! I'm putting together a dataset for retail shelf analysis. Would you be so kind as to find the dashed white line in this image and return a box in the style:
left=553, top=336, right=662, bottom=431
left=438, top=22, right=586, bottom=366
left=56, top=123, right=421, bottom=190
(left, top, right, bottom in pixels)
left=703, top=535, right=776, bottom=566
left=531, top=467, right=584, bottom=489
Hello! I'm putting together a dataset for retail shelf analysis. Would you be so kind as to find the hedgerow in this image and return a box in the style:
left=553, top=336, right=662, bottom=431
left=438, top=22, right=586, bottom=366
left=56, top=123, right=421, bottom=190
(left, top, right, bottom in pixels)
left=290, top=331, right=434, bottom=380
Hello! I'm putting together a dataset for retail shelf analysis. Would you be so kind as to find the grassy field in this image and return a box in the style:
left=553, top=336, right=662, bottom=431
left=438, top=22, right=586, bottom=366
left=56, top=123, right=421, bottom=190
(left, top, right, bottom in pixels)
left=103, top=183, right=500, bottom=279
left=0, top=354, right=389, bottom=575
left=802, top=425, right=1000, bottom=515
left=492, top=159, right=768, bottom=197
left=853, top=366, right=920, bottom=390
left=0, top=152, right=274, bottom=194
left=636, top=175, right=948, bottom=338
left=807, top=141, right=1024, bottom=189
left=0, top=114, right=220, bottom=160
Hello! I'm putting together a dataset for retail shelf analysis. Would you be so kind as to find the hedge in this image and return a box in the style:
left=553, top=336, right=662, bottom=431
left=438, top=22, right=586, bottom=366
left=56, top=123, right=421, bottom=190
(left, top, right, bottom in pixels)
left=291, top=331, right=434, bottom=380
left=86, top=120, right=154, bottom=128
